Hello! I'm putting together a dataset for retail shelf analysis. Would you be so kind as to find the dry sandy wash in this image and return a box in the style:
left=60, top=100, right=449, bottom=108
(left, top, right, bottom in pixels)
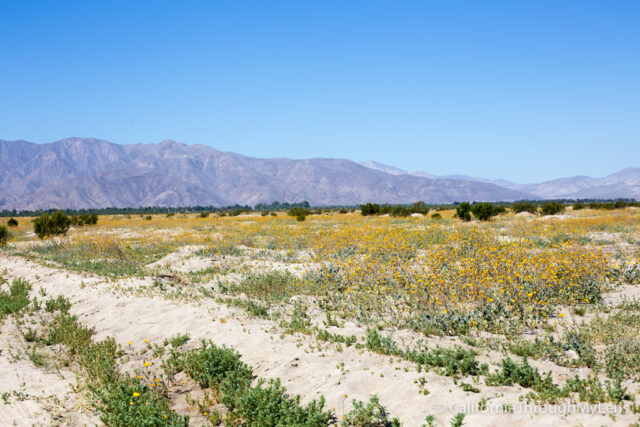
left=0, top=252, right=638, bottom=427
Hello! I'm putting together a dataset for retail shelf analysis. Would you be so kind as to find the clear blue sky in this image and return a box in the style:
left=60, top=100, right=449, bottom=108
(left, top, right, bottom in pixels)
left=1, top=1, right=638, bottom=183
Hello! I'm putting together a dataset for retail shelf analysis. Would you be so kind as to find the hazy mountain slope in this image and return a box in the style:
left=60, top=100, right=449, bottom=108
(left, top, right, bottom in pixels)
left=359, top=160, right=640, bottom=200
left=0, top=138, right=534, bottom=210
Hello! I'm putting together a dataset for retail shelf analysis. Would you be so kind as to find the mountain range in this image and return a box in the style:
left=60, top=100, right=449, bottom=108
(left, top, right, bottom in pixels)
left=0, top=138, right=637, bottom=210
left=360, top=161, right=640, bottom=201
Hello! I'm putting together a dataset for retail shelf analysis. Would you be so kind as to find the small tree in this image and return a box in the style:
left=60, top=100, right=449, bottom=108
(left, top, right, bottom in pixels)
left=540, top=201, right=565, bottom=216
left=410, top=201, right=430, bottom=215
left=0, top=225, right=9, bottom=246
left=70, top=213, right=98, bottom=226
left=511, top=201, right=538, bottom=214
left=33, top=211, right=71, bottom=239
left=455, top=202, right=472, bottom=221
left=471, top=203, right=505, bottom=221
left=7, top=218, right=18, bottom=227
left=288, top=207, right=310, bottom=222
left=360, top=203, right=380, bottom=216
left=572, top=202, right=585, bottom=210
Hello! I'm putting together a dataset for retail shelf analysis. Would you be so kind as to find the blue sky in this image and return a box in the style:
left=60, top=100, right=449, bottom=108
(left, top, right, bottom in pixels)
left=1, top=1, right=638, bottom=183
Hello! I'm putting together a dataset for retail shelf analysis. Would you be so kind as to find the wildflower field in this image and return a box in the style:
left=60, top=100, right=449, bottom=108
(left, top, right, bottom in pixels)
left=1, top=207, right=640, bottom=425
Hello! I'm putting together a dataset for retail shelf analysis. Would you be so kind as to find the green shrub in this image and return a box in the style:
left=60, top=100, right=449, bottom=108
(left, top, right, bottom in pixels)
left=199, top=211, right=210, bottom=218
left=455, top=202, right=472, bottom=221
left=450, top=413, right=466, bottom=427
left=7, top=218, right=18, bottom=227
left=511, top=201, right=538, bottom=214
left=0, top=225, right=9, bottom=246
left=70, top=213, right=98, bottom=226
left=235, top=270, right=299, bottom=301
left=288, top=207, right=310, bottom=221
left=605, top=339, right=640, bottom=379
left=360, top=203, right=380, bottom=216
left=168, top=340, right=334, bottom=426
left=223, top=377, right=333, bottom=426
left=572, top=202, right=585, bottom=210
left=0, top=278, right=32, bottom=319
left=45, top=295, right=71, bottom=314
left=96, top=380, right=188, bottom=427
left=343, top=395, right=400, bottom=426
left=431, top=213, right=442, bottom=220
left=540, top=201, right=565, bottom=216
left=167, top=340, right=252, bottom=389
left=34, top=211, right=71, bottom=238
left=471, top=203, right=505, bottom=221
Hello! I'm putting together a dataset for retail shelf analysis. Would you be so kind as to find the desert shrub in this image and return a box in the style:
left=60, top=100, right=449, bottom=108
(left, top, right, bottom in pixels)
left=288, top=207, right=310, bottom=221
left=605, top=339, right=640, bottom=379
left=199, top=211, right=210, bottom=218
left=167, top=341, right=252, bottom=389
left=0, top=278, right=32, bottom=319
left=390, top=206, right=411, bottom=217
left=540, top=201, right=565, bottom=216
left=45, top=313, right=94, bottom=355
left=431, top=213, right=442, bottom=220
left=33, top=211, right=71, bottom=238
left=96, top=380, right=188, bottom=427
left=0, top=225, right=9, bottom=246
left=143, top=215, right=152, bottom=220
left=455, top=202, right=472, bottom=221
left=360, top=203, right=380, bottom=216
left=167, top=340, right=333, bottom=426
left=511, top=201, right=538, bottom=214
left=70, top=214, right=98, bottom=226
left=471, top=203, right=505, bottom=221
left=410, top=201, right=430, bottom=215
left=366, top=328, right=401, bottom=356
left=7, top=218, right=18, bottom=227
left=406, top=346, right=487, bottom=377
left=45, top=295, right=71, bottom=314
left=343, top=395, right=400, bottom=426
left=234, top=270, right=299, bottom=302
left=223, top=377, right=333, bottom=426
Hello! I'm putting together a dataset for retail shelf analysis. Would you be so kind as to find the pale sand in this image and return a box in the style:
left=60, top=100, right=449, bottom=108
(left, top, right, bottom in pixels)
left=0, top=254, right=637, bottom=426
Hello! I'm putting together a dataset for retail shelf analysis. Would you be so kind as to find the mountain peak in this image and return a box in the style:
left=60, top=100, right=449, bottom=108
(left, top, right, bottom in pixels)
left=0, top=138, right=535, bottom=210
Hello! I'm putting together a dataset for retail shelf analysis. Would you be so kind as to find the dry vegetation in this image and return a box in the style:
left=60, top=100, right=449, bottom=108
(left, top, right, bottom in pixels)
left=1, top=207, right=640, bottom=426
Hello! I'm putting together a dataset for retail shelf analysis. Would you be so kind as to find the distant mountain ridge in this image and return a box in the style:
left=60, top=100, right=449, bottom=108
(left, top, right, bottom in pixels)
left=359, top=161, right=640, bottom=201
left=0, top=138, right=534, bottom=210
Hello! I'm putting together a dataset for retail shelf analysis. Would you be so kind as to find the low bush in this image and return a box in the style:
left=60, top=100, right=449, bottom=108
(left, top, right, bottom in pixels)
left=511, top=201, right=538, bottom=214
left=288, top=207, right=310, bottom=221
left=70, top=213, right=98, bottom=226
left=343, top=395, right=400, bottom=426
left=0, top=225, right=9, bottom=246
left=471, top=203, right=506, bottom=221
left=360, top=203, right=380, bottom=216
left=0, top=278, right=32, bottom=319
left=540, top=201, right=565, bottom=216
left=34, top=211, right=71, bottom=238
left=167, top=340, right=334, bottom=426
left=7, top=217, right=18, bottom=227
left=455, top=202, right=472, bottom=221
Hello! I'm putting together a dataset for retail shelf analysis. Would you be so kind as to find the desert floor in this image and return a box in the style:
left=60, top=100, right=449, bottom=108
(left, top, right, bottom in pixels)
left=1, top=208, right=640, bottom=426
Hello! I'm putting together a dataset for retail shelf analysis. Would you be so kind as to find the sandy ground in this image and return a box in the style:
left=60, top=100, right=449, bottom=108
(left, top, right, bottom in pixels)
left=0, top=253, right=638, bottom=426
left=0, top=320, right=99, bottom=426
